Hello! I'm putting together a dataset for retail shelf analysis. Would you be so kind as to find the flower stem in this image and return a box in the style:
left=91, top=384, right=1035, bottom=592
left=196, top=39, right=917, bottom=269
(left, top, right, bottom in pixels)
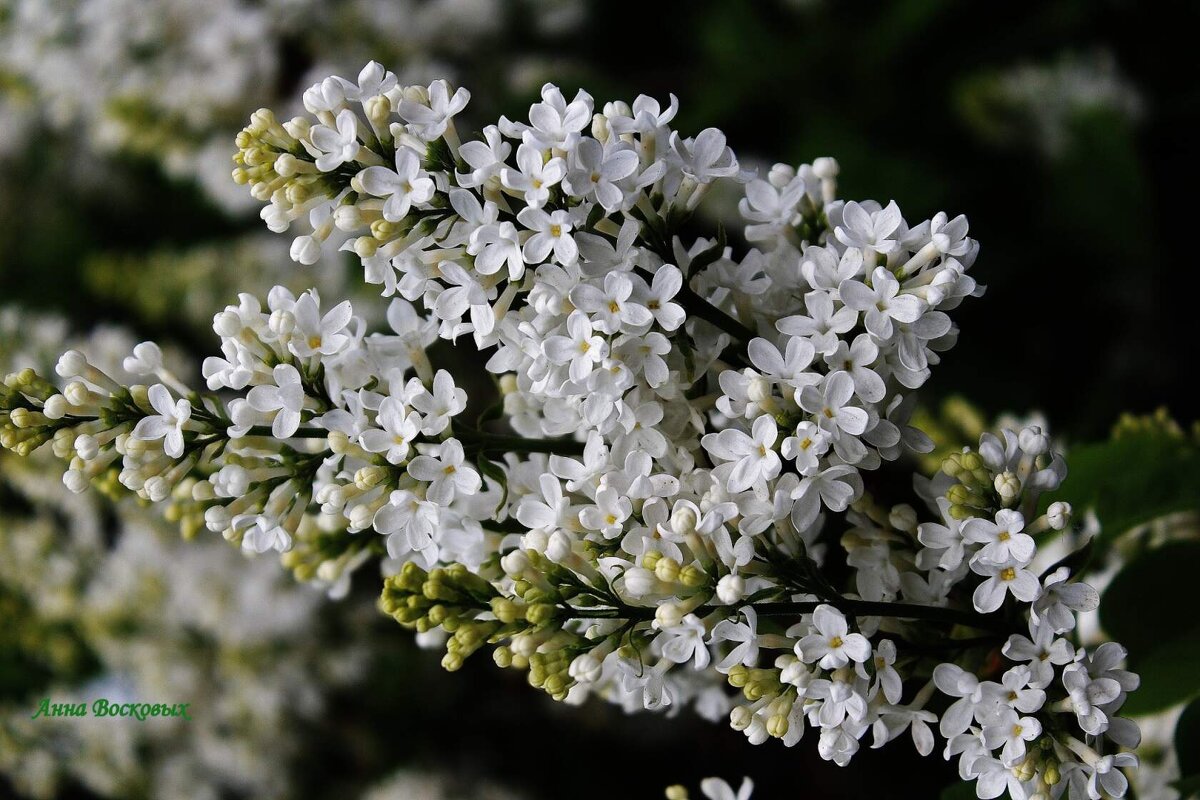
left=452, top=426, right=585, bottom=457
left=569, top=598, right=1011, bottom=632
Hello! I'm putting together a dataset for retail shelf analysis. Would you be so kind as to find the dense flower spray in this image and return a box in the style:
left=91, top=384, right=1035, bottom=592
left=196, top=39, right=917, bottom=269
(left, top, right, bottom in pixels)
left=0, top=62, right=1141, bottom=799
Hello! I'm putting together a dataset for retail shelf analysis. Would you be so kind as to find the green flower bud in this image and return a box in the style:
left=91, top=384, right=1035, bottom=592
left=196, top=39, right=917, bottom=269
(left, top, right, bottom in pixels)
left=525, top=603, right=558, bottom=626
left=679, top=564, right=708, bottom=588
left=727, top=664, right=749, bottom=688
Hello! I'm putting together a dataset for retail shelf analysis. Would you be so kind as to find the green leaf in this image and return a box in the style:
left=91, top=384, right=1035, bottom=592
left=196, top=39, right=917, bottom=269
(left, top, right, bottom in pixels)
left=1102, top=542, right=1200, bottom=714
left=1102, top=542, right=1200, bottom=656
left=940, top=781, right=977, bottom=800
left=475, top=399, right=504, bottom=429
left=1175, top=774, right=1200, bottom=800
left=475, top=457, right=509, bottom=517
left=584, top=201, right=607, bottom=230
left=1048, top=431, right=1200, bottom=541
left=1120, top=636, right=1200, bottom=715
left=685, top=223, right=727, bottom=280
left=1177, top=697, right=1200, bottom=781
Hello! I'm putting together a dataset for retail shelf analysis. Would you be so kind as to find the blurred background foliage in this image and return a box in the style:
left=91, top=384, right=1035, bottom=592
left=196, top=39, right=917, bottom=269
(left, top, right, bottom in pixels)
left=2, top=0, right=1198, bottom=798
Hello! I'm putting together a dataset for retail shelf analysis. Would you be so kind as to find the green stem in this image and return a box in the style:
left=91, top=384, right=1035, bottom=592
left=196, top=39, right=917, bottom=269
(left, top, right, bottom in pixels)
left=452, top=427, right=585, bottom=457
left=240, top=423, right=585, bottom=456
left=567, top=598, right=1010, bottom=632
left=246, top=425, right=329, bottom=439
left=633, top=266, right=756, bottom=346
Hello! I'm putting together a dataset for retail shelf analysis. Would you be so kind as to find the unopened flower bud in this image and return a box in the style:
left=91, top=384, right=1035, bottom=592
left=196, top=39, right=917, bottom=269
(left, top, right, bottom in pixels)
left=994, top=471, right=1021, bottom=504
left=679, top=564, right=707, bottom=588
left=655, top=556, right=681, bottom=583
left=55, top=350, right=89, bottom=379
left=746, top=376, right=774, bottom=406
left=812, top=156, right=839, bottom=180
left=768, top=163, right=796, bottom=188
left=888, top=503, right=917, bottom=533
left=522, top=529, right=549, bottom=554
left=270, top=309, right=296, bottom=337
left=355, top=465, right=387, bottom=490
left=63, top=381, right=90, bottom=407
left=1019, top=426, right=1050, bottom=456
left=42, top=394, right=69, bottom=419
left=290, top=235, right=321, bottom=265
left=501, top=549, right=530, bottom=577
left=74, top=434, right=99, bottom=461
left=670, top=507, right=697, bottom=537
left=546, top=530, right=572, bottom=562
left=655, top=602, right=684, bottom=629
left=1047, top=501, right=1072, bottom=531
left=365, top=95, right=392, bottom=129
left=716, top=573, right=746, bottom=604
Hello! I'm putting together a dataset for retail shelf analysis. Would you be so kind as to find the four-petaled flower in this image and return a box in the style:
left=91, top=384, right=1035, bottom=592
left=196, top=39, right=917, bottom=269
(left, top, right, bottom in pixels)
left=797, top=604, right=871, bottom=669
left=131, top=383, right=192, bottom=458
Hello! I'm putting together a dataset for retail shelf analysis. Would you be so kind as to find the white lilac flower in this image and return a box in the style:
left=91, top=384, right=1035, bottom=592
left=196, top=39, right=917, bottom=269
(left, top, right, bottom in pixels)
left=457, top=125, right=511, bottom=188
left=799, top=371, right=869, bottom=439
left=1002, top=623, right=1076, bottom=689
left=971, top=557, right=1041, bottom=613
left=410, top=370, right=467, bottom=435
left=796, top=605, right=871, bottom=669
left=246, top=364, right=306, bottom=439
left=633, top=265, right=686, bottom=331
left=2, top=67, right=1144, bottom=799
left=657, top=613, right=711, bottom=670
left=501, top=143, right=567, bottom=209
left=501, top=83, right=592, bottom=151
left=517, top=207, right=579, bottom=266
left=359, top=397, right=421, bottom=464
left=406, top=439, right=481, bottom=505
left=777, top=290, right=857, bottom=355
left=570, top=271, right=653, bottom=334
left=358, top=147, right=435, bottom=222
left=311, top=109, right=362, bottom=171
left=962, top=508, right=1035, bottom=565
left=563, top=138, right=639, bottom=210
left=699, top=777, right=754, bottom=800
left=398, top=79, right=470, bottom=140
left=130, top=383, right=191, bottom=457
left=702, top=414, right=782, bottom=494
left=289, top=292, right=354, bottom=359
left=543, top=311, right=608, bottom=383
left=839, top=267, right=924, bottom=341
left=834, top=200, right=904, bottom=257
left=709, top=607, right=759, bottom=672
left=469, top=221, right=526, bottom=281
left=781, top=421, right=831, bottom=475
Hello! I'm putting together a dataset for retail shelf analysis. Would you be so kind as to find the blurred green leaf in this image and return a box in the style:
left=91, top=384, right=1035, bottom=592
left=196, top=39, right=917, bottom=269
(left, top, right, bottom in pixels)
left=1177, top=697, right=1200, bottom=781
left=1174, top=774, right=1200, bottom=800
left=1102, top=542, right=1200, bottom=654
left=1102, top=542, right=1200, bottom=714
left=1121, top=636, right=1200, bottom=715
left=940, top=781, right=977, bottom=800
left=1049, top=431, right=1200, bottom=541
